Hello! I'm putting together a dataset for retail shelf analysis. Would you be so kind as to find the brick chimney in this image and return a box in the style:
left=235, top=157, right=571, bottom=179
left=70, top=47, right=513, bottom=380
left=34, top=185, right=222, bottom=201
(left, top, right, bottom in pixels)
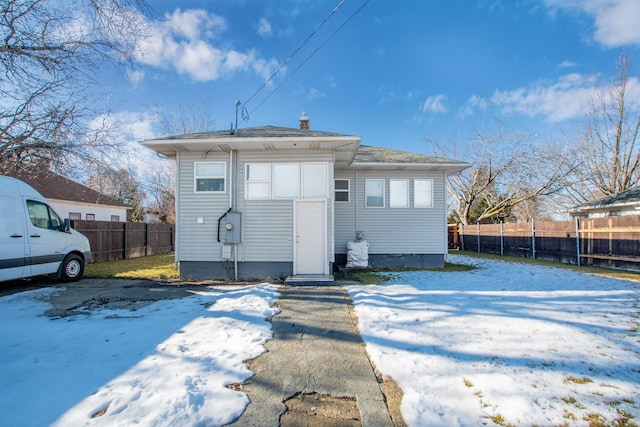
left=299, top=112, right=310, bottom=130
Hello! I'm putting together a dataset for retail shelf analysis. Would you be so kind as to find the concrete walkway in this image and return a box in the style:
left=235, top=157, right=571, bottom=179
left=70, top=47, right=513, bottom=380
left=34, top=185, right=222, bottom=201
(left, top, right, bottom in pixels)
left=227, top=285, right=393, bottom=427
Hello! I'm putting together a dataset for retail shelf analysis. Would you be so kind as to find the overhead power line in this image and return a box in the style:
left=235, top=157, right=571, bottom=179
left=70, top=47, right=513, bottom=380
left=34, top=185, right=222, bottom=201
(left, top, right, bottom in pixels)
left=244, top=0, right=346, bottom=107
left=241, top=0, right=371, bottom=119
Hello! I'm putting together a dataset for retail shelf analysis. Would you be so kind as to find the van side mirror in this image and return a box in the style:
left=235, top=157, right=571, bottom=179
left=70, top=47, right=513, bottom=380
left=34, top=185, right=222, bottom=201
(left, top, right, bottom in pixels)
left=62, top=218, right=71, bottom=232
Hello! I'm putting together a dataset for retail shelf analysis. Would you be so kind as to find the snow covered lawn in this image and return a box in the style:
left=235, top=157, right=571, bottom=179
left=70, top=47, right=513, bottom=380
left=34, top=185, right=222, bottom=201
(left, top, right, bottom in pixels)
left=347, top=255, right=640, bottom=426
left=0, top=284, right=279, bottom=427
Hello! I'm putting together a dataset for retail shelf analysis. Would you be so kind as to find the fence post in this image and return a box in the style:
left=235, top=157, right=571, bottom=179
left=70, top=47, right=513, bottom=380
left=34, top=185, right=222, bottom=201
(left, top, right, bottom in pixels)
left=477, top=221, right=480, bottom=253
left=500, top=221, right=504, bottom=256
left=575, top=217, right=581, bottom=267
left=531, top=219, right=536, bottom=259
left=123, top=221, right=128, bottom=260
left=460, top=223, right=465, bottom=251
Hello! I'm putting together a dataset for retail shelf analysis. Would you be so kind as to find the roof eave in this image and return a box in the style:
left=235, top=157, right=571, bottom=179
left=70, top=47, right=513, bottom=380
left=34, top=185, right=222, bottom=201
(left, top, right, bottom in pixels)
left=570, top=200, right=640, bottom=212
left=140, top=135, right=362, bottom=159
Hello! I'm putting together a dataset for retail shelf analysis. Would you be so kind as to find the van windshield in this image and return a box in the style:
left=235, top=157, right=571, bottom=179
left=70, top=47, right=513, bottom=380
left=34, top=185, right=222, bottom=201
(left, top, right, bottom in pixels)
left=26, top=200, right=63, bottom=230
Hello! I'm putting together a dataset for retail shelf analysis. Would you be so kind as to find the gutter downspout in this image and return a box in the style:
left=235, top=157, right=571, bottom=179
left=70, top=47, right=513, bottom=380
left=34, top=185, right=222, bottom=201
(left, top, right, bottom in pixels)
left=174, top=151, right=180, bottom=271
left=231, top=149, right=238, bottom=281
left=444, top=170, right=449, bottom=261
left=354, top=169, right=359, bottom=231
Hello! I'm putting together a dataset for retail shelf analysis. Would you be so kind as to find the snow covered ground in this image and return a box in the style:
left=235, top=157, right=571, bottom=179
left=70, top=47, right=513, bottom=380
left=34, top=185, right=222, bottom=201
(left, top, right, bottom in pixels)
left=3, top=256, right=639, bottom=427
left=0, top=284, right=279, bottom=427
left=347, top=255, right=640, bottom=427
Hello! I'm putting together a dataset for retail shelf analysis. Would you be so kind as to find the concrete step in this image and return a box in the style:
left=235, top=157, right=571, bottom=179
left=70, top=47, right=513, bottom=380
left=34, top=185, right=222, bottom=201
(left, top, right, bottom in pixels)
left=284, top=275, right=335, bottom=286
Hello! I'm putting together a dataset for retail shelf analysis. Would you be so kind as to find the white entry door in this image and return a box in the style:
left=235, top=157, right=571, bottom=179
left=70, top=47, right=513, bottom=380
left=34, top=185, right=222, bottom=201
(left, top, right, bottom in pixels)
left=294, top=200, right=327, bottom=275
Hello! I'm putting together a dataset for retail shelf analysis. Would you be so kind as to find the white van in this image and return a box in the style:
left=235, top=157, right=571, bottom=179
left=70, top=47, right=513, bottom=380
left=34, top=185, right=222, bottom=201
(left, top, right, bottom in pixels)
left=0, top=175, right=91, bottom=282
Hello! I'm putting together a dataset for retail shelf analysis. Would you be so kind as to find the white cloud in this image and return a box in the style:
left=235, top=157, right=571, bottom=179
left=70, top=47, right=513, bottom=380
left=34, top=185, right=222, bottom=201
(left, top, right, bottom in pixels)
left=405, top=91, right=420, bottom=101
left=558, top=60, right=578, bottom=68
left=136, top=8, right=277, bottom=82
left=492, top=72, right=640, bottom=122
left=325, top=75, right=337, bottom=89
left=544, top=0, right=640, bottom=47
left=456, top=95, right=488, bottom=120
left=257, top=18, right=272, bottom=37
left=127, top=69, right=145, bottom=85
left=422, top=94, right=448, bottom=113
left=307, top=88, right=326, bottom=100
left=165, top=9, right=226, bottom=41
left=491, top=73, right=599, bottom=122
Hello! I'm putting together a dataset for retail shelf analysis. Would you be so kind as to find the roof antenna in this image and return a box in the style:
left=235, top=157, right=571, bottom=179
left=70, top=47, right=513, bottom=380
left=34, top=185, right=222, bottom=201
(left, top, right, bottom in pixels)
left=234, top=100, right=249, bottom=132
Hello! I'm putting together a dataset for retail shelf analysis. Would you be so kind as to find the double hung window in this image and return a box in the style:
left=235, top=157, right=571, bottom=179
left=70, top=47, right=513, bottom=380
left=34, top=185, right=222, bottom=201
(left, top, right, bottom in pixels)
left=365, top=179, right=384, bottom=207
left=195, top=162, right=226, bottom=192
left=334, top=179, right=350, bottom=202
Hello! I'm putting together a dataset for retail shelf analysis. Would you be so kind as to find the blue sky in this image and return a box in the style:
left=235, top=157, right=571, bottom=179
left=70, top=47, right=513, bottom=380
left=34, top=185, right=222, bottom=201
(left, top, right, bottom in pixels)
left=106, top=0, right=640, bottom=157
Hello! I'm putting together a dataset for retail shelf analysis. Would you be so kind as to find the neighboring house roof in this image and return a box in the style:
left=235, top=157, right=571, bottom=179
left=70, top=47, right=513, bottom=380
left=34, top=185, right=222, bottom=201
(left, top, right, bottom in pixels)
left=570, top=186, right=640, bottom=216
left=5, top=169, right=129, bottom=208
left=142, top=125, right=469, bottom=172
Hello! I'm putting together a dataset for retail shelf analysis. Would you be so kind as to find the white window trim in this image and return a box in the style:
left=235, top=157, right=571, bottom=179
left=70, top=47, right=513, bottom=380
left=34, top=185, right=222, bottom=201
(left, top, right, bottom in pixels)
left=194, top=161, right=226, bottom=193
left=245, top=162, right=330, bottom=200
left=365, top=178, right=385, bottom=208
left=389, top=179, right=409, bottom=208
left=334, top=179, right=350, bottom=203
left=414, top=179, right=434, bottom=208
left=301, top=163, right=328, bottom=199
left=273, top=163, right=300, bottom=199
left=245, top=163, right=272, bottom=199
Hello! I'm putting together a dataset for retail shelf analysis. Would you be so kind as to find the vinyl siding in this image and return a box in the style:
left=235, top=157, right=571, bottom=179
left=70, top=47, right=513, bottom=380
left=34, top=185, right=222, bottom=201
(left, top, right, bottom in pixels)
left=177, top=152, right=231, bottom=261
left=177, top=150, right=335, bottom=263
left=334, top=169, right=447, bottom=255
left=237, top=150, right=334, bottom=263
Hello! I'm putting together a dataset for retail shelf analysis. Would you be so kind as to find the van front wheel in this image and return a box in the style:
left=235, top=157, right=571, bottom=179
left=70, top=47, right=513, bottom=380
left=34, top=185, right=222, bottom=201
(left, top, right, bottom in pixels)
left=61, top=254, right=84, bottom=282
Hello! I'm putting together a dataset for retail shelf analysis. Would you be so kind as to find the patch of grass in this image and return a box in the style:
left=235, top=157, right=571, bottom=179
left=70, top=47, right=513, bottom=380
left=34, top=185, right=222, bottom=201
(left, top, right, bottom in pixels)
left=564, top=376, right=594, bottom=384
left=563, top=410, right=578, bottom=421
left=456, top=251, right=640, bottom=282
left=85, top=254, right=179, bottom=280
left=491, top=413, right=505, bottom=425
left=489, top=413, right=515, bottom=427
left=562, top=396, right=577, bottom=404
left=463, top=378, right=474, bottom=388
left=339, top=270, right=388, bottom=285
left=336, top=261, right=477, bottom=284
left=583, top=412, right=607, bottom=426
left=430, top=262, right=477, bottom=272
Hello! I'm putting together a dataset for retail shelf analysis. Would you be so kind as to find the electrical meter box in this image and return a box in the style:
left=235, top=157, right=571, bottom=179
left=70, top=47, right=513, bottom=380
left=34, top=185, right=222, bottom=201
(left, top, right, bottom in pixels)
left=224, top=211, right=242, bottom=244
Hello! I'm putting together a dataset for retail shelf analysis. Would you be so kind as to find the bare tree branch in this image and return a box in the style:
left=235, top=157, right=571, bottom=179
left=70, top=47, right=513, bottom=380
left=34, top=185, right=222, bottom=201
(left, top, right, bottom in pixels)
left=0, top=0, right=149, bottom=176
left=430, top=122, right=573, bottom=225
left=575, top=50, right=640, bottom=198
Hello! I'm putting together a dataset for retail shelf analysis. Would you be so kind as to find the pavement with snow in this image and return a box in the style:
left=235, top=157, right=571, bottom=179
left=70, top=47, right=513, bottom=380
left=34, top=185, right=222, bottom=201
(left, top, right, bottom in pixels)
left=0, top=284, right=279, bottom=426
left=1, top=255, right=639, bottom=426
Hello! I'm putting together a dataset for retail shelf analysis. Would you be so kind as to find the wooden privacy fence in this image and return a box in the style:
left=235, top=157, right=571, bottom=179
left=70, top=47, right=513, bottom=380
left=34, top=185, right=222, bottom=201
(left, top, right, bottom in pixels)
left=71, top=220, right=175, bottom=263
left=450, top=216, right=640, bottom=271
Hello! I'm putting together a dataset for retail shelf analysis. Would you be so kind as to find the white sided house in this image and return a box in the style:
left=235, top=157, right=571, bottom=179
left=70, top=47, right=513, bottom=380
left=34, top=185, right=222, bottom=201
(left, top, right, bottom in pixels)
left=141, top=116, right=468, bottom=281
left=5, top=170, right=129, bottom=222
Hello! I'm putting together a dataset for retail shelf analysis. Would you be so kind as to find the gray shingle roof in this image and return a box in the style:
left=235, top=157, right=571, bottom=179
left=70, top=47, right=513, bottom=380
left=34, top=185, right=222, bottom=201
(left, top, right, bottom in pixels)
left=147, top=125, right=351, bottom=141
left=5, top=169, right=129, bottom=208
left=142, top=125, right=468, bottom=171
left=576, top=186, right=640, bottom=208
left=353, top=145, right=463, bottom=164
